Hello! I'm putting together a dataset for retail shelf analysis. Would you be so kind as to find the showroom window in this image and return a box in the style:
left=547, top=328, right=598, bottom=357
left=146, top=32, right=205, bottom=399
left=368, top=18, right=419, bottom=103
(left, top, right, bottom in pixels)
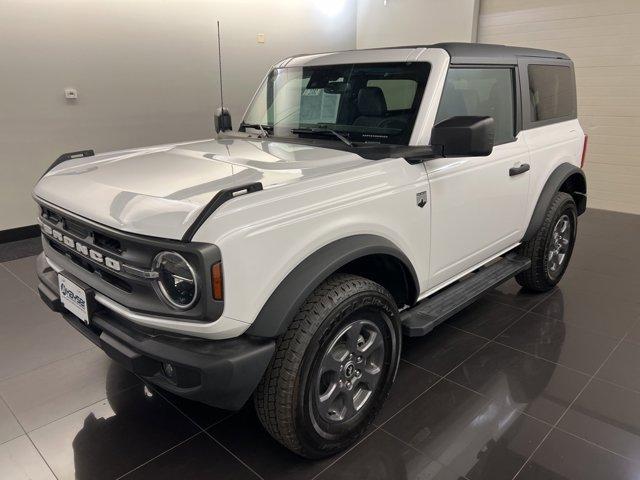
left=528, top=64, right=574, bottom=122
left=435, top=67, right=515, bottom=145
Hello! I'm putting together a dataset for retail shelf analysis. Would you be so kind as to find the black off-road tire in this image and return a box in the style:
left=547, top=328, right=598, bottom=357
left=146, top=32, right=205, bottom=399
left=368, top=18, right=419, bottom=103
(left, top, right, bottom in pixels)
left=254, top=273, right=401, bottom=458
left=516, top=191, right=577, bottom=292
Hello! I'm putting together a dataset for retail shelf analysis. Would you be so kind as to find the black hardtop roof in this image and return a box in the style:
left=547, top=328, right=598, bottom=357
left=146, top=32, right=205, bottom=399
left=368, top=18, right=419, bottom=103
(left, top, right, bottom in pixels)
left=361, top=42, right=570, bottom=65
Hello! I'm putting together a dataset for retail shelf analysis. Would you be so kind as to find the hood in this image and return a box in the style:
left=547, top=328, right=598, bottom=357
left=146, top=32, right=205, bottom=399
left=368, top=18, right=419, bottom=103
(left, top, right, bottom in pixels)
left=34, top=137, right=369, bottom=240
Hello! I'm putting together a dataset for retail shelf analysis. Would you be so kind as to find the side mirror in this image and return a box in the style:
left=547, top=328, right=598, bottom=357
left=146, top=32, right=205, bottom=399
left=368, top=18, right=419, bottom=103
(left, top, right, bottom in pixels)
left=214, top=107, right=233, bottom=133
left=431, top=116, right=495, bottom=157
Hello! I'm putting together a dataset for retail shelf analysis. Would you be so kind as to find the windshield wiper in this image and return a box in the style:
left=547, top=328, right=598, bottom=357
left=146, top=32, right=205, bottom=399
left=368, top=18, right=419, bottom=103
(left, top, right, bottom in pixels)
left=291, top=127, right=354, bottom=147
left=242, top=123, right=271, bottom=138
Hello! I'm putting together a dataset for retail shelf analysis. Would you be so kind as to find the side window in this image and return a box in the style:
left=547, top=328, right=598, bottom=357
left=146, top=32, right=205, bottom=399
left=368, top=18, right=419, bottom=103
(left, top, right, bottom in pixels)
left=528, top=64, right=574, bottom=122
left=366, top=79, right=417, bottom=110
left=435, top=68, right=515, bottom=145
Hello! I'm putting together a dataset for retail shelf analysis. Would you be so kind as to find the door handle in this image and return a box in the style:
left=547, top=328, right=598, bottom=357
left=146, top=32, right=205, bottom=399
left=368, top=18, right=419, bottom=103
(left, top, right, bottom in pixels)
left=509, top=164, right=530, bottom=176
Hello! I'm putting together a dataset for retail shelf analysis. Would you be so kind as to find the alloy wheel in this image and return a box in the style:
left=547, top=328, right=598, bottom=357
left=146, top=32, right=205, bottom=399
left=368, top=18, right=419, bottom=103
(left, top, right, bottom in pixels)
left=547, top=214, right=571, bottom=279
left=315, top=319, right=385, bottom=423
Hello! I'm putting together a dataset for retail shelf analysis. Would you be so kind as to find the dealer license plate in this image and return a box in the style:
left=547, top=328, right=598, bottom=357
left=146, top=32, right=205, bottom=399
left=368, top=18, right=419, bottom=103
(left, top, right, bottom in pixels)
left=58, top=274, right=90, bottom=324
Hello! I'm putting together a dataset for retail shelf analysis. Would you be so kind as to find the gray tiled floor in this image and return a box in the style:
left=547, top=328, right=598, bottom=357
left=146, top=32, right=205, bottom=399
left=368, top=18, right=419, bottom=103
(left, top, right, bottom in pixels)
left=0, top=208, right=639, bottom=480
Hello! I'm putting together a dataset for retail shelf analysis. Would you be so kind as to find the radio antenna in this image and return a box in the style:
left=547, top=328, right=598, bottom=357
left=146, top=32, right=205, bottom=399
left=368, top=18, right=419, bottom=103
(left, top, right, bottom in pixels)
left=217, top=20, right=225, bottom=111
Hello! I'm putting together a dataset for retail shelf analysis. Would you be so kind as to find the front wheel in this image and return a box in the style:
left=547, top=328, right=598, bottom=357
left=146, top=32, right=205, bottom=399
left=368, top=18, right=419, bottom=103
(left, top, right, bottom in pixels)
left=254, top=274, right=401, bottom=458
left=516, top=191, right=577, bottom=292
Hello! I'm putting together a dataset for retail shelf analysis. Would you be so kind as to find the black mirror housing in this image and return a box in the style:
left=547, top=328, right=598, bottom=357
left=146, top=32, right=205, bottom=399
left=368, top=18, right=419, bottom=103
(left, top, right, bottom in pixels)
left=431, top=116, right=495, bottom=157
left=214, top=107, right=233, bottom=133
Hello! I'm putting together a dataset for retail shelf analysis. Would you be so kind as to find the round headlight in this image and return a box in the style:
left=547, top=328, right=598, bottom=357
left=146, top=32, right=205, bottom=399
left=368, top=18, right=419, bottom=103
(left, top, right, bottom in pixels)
left=152, top=252, right=198, bottom=309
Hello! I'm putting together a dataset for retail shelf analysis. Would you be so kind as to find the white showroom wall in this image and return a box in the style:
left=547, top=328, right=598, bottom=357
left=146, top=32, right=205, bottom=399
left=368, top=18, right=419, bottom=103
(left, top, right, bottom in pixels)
left=0, top=0, right=356, bottom=231
left=356, top=0, right=479, bottom=48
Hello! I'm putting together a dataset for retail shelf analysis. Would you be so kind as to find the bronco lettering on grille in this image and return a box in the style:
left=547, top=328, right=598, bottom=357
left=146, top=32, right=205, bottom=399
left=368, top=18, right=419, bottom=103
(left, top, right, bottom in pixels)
left=43, top=226, right=121, bottom=272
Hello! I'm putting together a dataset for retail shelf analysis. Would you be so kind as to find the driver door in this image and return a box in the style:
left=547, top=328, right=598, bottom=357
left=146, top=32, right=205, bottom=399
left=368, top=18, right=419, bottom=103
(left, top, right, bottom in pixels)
left=426, top=66, right=530, bottom=289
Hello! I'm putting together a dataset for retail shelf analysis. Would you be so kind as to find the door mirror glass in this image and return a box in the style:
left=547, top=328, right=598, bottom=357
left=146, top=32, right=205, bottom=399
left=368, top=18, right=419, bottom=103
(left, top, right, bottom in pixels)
left=214, top=107, right=233, bottom=133
left=431, top=116, right=495, bottom=157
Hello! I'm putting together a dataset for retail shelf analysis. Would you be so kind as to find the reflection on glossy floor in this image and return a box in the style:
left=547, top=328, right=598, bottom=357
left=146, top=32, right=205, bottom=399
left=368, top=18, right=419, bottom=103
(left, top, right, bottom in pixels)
left=1, top=208, right=639, bottom=480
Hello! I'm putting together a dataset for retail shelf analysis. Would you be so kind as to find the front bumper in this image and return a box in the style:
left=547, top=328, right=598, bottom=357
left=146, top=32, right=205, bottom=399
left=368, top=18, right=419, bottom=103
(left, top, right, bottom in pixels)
left=37, top=254, right=275, bottom=411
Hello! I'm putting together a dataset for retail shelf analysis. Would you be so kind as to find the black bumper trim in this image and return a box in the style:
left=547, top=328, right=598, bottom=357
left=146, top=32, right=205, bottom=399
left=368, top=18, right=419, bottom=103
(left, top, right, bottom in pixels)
left=38, top=259, right=275, bottom=411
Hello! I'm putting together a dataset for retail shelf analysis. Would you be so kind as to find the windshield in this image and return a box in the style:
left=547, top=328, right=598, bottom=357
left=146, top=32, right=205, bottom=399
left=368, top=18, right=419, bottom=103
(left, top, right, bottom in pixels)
left=242, top=62, right=431, bottom=145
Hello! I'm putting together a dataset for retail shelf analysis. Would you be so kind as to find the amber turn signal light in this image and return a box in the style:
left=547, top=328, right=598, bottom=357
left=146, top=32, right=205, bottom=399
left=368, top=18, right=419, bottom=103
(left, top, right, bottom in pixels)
left=211, top=262, right=223, bottom=301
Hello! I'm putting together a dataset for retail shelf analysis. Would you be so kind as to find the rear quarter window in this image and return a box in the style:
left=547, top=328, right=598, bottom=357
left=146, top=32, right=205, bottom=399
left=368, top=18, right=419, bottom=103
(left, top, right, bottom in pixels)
left=528, top=65, right=575, bottom=122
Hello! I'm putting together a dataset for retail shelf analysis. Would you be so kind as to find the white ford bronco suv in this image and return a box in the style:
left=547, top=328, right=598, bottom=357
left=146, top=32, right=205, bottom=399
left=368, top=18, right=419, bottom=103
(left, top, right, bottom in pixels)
left=34, top=43, right=587, bottom=458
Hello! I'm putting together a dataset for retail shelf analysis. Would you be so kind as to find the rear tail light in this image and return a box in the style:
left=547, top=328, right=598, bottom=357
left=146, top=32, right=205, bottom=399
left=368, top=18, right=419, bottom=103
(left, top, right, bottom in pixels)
left=211, top=262, right=224, bottom=301
left=580, top=134, right=588, bottom=168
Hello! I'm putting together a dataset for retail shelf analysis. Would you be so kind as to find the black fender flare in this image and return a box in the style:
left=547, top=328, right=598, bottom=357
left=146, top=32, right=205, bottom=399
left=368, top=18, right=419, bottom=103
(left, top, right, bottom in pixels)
left=245, top=234, right=419, bottom=338
left=523, top=163, right=586, bottom=242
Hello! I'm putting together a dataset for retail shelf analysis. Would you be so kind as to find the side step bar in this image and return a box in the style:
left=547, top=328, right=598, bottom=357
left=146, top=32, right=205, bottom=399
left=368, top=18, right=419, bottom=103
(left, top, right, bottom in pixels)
left=401, top=253, right=531, bottom=337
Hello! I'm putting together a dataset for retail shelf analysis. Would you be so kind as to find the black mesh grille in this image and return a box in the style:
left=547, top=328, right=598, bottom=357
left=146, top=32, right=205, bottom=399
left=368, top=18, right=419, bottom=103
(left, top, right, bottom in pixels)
left=64, top=218, right=91, bottom=239
left=93, top=231, right=122, bottom=254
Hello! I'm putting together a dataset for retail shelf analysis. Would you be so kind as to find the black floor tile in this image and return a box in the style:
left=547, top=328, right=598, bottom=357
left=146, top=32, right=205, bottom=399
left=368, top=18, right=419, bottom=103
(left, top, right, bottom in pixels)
left=0, top=238, right=42, bottom=263
left=29, top=383, right=199, bottom=480
left=487, top=279, right=552, bottom=310
left=207, top=406, right=338, bottom=480
left=532, top=288, right=639, bottom=339
left=448, top=342, right=589, bottom=425
left=316, top=428, right=461, bottom=480
left=0, top=348, right=139, bottom=432
left=571, top=233, right=640, bottom=269
left=558, top=379, right=640, bottom=462
left=0, top=289, right=71, bottom=337
left=570, top=240, right=640, bottom=278
left=375, top=361, right=440, bottom=425
left=2, top=256, right=39, bottom=291
left=461, top=416, right=550, bottom=480
left=447, top=297, right=525, bottom=339
left=0, top=293, right=59, bottom=332
left=151, top=386, right=232, bottom=430
left=495, top=312, right=618, bottom=375
left=583, top=207, right=640, bottom=222
left=626, top=321, right=640, bottom=345
left=575, top=210, right=640, bottom=260
left=402, top=325, right=487, bottom=376
left=383, top=379, right=550, bottom=480
left=0, top=435, right=56, bottom=480
left=515, top=429, right=640, bottom=480
left=578, top=209, right=640, bottom=243
left=0, top=266, right=35, bottom=306
left=121, top=432, right=260, bottom=480
left=0, top=302, right=94, bottom=381
left=0, top=398, right=23, bottom=445
left=596, top=341, right=640, bottom=392
left=559, top=267, right=640, bottom=302
left=581, top=213, right=640, bottom=253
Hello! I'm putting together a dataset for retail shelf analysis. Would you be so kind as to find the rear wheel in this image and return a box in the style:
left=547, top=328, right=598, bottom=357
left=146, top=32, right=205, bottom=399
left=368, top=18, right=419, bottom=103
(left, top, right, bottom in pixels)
left=516, top=191, right=577, bottom=292
left=254, top=274, right=401, bottom=458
